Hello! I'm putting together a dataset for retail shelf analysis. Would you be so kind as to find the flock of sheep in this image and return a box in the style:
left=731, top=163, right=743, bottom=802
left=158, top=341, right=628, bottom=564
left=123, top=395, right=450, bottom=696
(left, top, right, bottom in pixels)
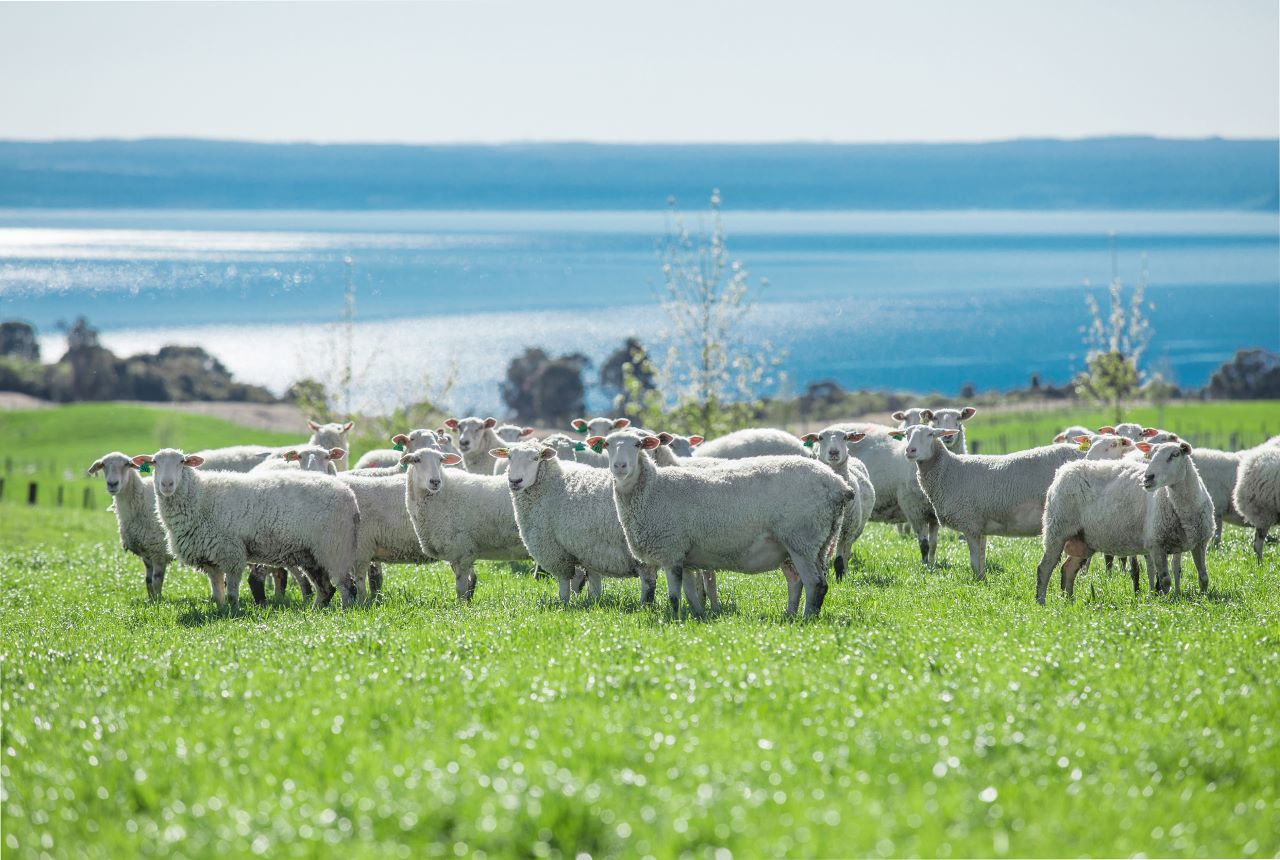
left=86, top=409, right=1280, bottom=616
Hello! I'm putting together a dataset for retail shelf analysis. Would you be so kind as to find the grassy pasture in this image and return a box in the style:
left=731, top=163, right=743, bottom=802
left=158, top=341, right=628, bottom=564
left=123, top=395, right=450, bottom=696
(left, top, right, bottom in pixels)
left=1, top=403, right=1278, bottom=858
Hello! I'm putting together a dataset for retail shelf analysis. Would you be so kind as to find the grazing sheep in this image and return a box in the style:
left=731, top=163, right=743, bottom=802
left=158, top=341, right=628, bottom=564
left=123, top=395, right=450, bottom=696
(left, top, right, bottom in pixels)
left=400, top=447, right=529, bottom=601
left=1035, top=441, right=1215, bottom=602
left=445, top=416, right=508, bottom=474
left=137, top=449, right=361, bottom=608
left=802, top=427, right=876, bottom=582
left=194, top=419, right=355, bottom=472
left=1234, top=443, right=1280, bottom=562
left=896, top=425, right=1082, bottom=579
left=87, top=452, right=173, bottom=599
left=493, top=441, right=658, bottom=604
left=693, top=427, right=809, bottom=460
left=929, top=406, right=978, bottom=453
left=845, top=426, right=940, bottom=564
left=591, top=430, right=851, bottom=618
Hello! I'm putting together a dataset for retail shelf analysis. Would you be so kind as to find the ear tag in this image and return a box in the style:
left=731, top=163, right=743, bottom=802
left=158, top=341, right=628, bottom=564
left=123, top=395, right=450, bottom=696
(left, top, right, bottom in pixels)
left=138, top=463, right=152, bottom=475
left=572, top=426, right=588, bottom=434
left=573, top=442, right=586, bottom=451
left=590, top=441, right=605, bottom=454
left=392, top=442, right=404, bottom=452
left=802, top=438, right=814, bottom=448
left=1077, top=440, right=1090, bottom=452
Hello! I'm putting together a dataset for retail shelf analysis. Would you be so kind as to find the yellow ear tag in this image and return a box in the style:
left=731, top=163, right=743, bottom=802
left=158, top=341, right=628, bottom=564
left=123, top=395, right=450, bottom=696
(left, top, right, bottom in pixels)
left=1077, top=440, right=1091, bottom=451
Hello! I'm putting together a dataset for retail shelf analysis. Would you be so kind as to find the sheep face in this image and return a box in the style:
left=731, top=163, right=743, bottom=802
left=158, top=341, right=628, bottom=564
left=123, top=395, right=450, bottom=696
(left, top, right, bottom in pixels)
left=283, top=446, right=344, bottom=473
left=1144, top=430, right=1180, bottom=445
left=495, top=425, right=536, bottom=444
left=392, top=429, right=446, bottom=453
left=596, top=430, right=658, bottom=490
left=498, top=443, right=556, bottom=493
left=539, top=433, right=580, bottom=460
left=1099, top=423, right=1158, bottom=442
left=87, top=451, right=139, bottom=495
left=811, top=429, right=852, bottom=466
left=1054, top=425, right=1093, bottom=444
left=662, top=434, right=703, bottom=457
left=401, top=448, right=461, bottom=495
left=572, top=416, right=630, bottom=437
left=137, top=448, right=204, bottom=497
left=1082, top=434, right=1134, bottom=461
left=892, top=407, right=933, bottom=428
left=1138, top=441, right=1195, bottom=492
left=931, top=407, right=976, bottom=450
left=445, top=416, right=496, bottom=454
left=308, top=421, right=354, bottom=461
left=899, top=425, right=956, bottom=461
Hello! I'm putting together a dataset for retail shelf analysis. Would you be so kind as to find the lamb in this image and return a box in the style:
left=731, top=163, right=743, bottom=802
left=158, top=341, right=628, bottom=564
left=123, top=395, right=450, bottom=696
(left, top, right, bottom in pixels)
left=845, top=425, right=940, bottom=564
left=693, top=427, right=809, bottom=459
left=1233, top=443, right=1280, bottom=562
left=493, top=441, right=658, bottom=605
left=591, top=430, right=852, bottom=618
left=87, top=452, right=173, bottom=599
left=136, top=449, right=361, bottom=607
left=1035, top=441, right=1215, bottom=602
left=400, top=447, right=529, bottom=600
left=801, top=427, right=876, bottom=582
left=444, top=416, right=509, bottom=474
left=194, top=419, right=355, bottom=472
left=896, top=425, right=1083, bottom=578
left=570, top=416, right=632, bottom=467
left=929, top=406, right=978, bottom=453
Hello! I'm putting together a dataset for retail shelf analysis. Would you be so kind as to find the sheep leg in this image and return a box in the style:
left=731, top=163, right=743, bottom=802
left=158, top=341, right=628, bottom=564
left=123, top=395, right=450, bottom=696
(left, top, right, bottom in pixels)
left=571, top=568, right=588, bottom=594
left=1104, top=554, right=1115, bottom=572
left=1149, top=554, right=1171, bottom=594
left=1034, top=540, right=1065, bottom=605
left=701, top=571, right=721, bottom=613
left=1253, top=528, right=1267, bottom=562
left=965, top=533, right=987, bottom=580
left=586, top=571, right=603, bottom=602
left=1192, top=543, right=1210, bottom=593
left=1129, top=556, right=1142, bottom=594
left=150, top=561, right=167, bottom=600
left=269, top=567, right=289, bottom=597
left=1212, top=514, right=1223, bottom=548
left=833, top=555, right=846, bottom=583
left=247, top=567, right=269, bottom=606
left=926, top=520, right=939, bottom=565
left=203, top=567, right=227, bottom=606
left=1170, top=554, right=1182, bottom=595
left=143, top=561, right=158, bottom=600
left=367, top=563, right=384, bottom=600
left=556, top=571, right=573, bottom=605
left=450, top=562, right=473, bottom=601
left=289, top=567, right=315, bottom=599
left=681, top=567, right=706, bottom=619
left=664, top=567, right=683, bottom=616
left=307, top=569, right=336, bottom=608
left=1144, top=554, right=1159, bottom=593
left=1061, top=553, right=1089, bottom=598
left=638, top=566, right=657, bottom=606
left=790, top=554, right=828, bottom=619
left=782, top=561, right=803, bottom=617
left=224, top=568, right=243, bottom=605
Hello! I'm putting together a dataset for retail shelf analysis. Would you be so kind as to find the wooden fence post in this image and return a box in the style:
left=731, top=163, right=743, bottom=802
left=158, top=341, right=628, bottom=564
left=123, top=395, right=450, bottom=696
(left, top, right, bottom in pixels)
left=27, top=482, right=38, bottom=506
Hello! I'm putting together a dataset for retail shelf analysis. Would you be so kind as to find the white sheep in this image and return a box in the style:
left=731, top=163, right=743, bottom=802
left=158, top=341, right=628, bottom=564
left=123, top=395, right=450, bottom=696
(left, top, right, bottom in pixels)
left=845, top=425, right=940, bottom=565
left=1053, top=425, right=1094, bottom=444
left=87, top=452, right=173, bottom=599
left=136, top=449, right=361, bottom=607
left=193, top=419, right=355, bottom=472
left=400, top=447, right=529, bottom=600
left=1096, top=423, right=1158, bottom=442
left=1035, top=441, right=1215, bottom=602
left=495, top=424, right=536, bottom=444
left=1117, top=429, right=1246, bottom=544
left=568, top=417, right=632, bottom=467
left=444, top=416, right=510, bottom=474
left=801, top=427, right=876, bottom=582
left=591, top=430, right=852, bottom=618
left=896, top=425, right=1083, bottom=579
left=929, top=406, right=978, bottom=453
left=252, top=445, right=344, bottom=475
left=493, top=441, right=658, bottom=604
left=892, top=407, right=933, bottom=428
left=692, top=427, right=809, bottom=459
left=357, top=428, right=465, bottom=471
left=1233, top=442, right=1280, bottom=562
left=496, top=432, right=582, bottom=475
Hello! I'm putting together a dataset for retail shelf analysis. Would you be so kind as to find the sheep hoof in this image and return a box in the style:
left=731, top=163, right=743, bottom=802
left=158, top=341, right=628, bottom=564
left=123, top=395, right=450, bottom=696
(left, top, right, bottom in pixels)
left=833, top=556, right=846, bottom=582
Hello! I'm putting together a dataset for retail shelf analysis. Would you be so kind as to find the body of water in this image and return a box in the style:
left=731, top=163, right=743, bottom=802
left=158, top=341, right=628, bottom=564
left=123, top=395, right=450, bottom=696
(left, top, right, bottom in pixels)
left=1, top=208, right=1276, bottom=414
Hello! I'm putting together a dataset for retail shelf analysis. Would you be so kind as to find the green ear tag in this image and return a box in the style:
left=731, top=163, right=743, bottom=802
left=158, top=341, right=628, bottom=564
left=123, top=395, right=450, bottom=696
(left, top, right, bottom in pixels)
left=802, top=439, right=814, bottom=448
left=590, top=441, right=605, bottom=454
left=572, top=426, right=588, bottom=434
left=573, top=442, right=586, bottom=451
left=393, top=442, right=404, bottom=452
left=138, top=463, right=152, bottom=475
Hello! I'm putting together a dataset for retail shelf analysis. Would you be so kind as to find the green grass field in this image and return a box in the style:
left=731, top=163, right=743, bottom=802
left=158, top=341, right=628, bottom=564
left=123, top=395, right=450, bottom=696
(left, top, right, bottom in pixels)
left=2, top=403, right=1278, bottom=858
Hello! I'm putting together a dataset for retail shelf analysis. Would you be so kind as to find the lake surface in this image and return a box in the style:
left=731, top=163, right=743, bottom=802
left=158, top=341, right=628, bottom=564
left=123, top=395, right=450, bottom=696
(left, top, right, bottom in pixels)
left=0, top=208, right=1276, bottom=414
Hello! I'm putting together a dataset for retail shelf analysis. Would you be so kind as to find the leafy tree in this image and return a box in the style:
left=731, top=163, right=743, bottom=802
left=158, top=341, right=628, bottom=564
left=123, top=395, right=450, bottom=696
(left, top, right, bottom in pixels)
left=1073, top=241, right=1154, bottom=423
left=0, top=320, right=40, bottom=362
left=500, top=348, right=589, bottom=425
left=1204, top=349, right=1280, bottom=400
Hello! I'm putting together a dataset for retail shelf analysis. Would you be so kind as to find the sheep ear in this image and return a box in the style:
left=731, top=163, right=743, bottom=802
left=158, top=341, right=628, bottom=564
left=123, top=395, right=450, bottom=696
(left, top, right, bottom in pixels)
left=1073, top=436, right=1092, bottom=445
left=658, top=432, right=674, bottom=444
left=1054, top=433, right=1069, bottom=443
left=891, top=411, right=905, bottom=421
left=489, top=448, right=510, bottom=459
left=640, top=435, right=661, bottom=450
left=519, top=427, right=536, bottom=439
left=131, top=455, right=154, bottom=467
left=846, top=431, right=866, bottom=443
left=800, top=434, right=819, bottom=446
left=342, top=421, right=354, bottom=432
left=1097, top=426, right=1115, bottom=434
left=921, top=409, right=935, bottom=421
left=391, top=433, right=410, bottom=446
left=1141, top=427, right=1159, bottom=437
left=87, top=459, right=105, bottom=476
left=959, top=407, right=977, bottom=420
left=1136, top=442, right=1152, bottom=454
left=483, top=417, right=497, bottom=428
left=540, top=447, right=557, bottom=460
left=585, top=435, right=606, bottom=453
left=399, top=453, right=418, bottom=466
left=888, top=431, right=905, bottom=440
left=283, top=450, right=300, bottom=461
left=183, top=455, right=205, bottom=468
left=441, top=453, right=463, bottom=466
left=938, top=429, right=959, bottom=439
left=571, top=418, right=588, bottom=433
left=308, top=419, right=320, bottom=431
left=612, top=418, right=631, bottom=429
left=688, top=435, right=704, bottom=446
left=1179, top=442, right=1193, bottom=455
left=329, top=447, right=346, bottom=461
left=444, top=418, right=459, bottom=430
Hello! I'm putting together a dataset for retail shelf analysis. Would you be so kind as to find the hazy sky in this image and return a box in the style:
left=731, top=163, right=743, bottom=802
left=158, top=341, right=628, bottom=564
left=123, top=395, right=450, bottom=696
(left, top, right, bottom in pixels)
left=2, top=1, right=1276, bottom=143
